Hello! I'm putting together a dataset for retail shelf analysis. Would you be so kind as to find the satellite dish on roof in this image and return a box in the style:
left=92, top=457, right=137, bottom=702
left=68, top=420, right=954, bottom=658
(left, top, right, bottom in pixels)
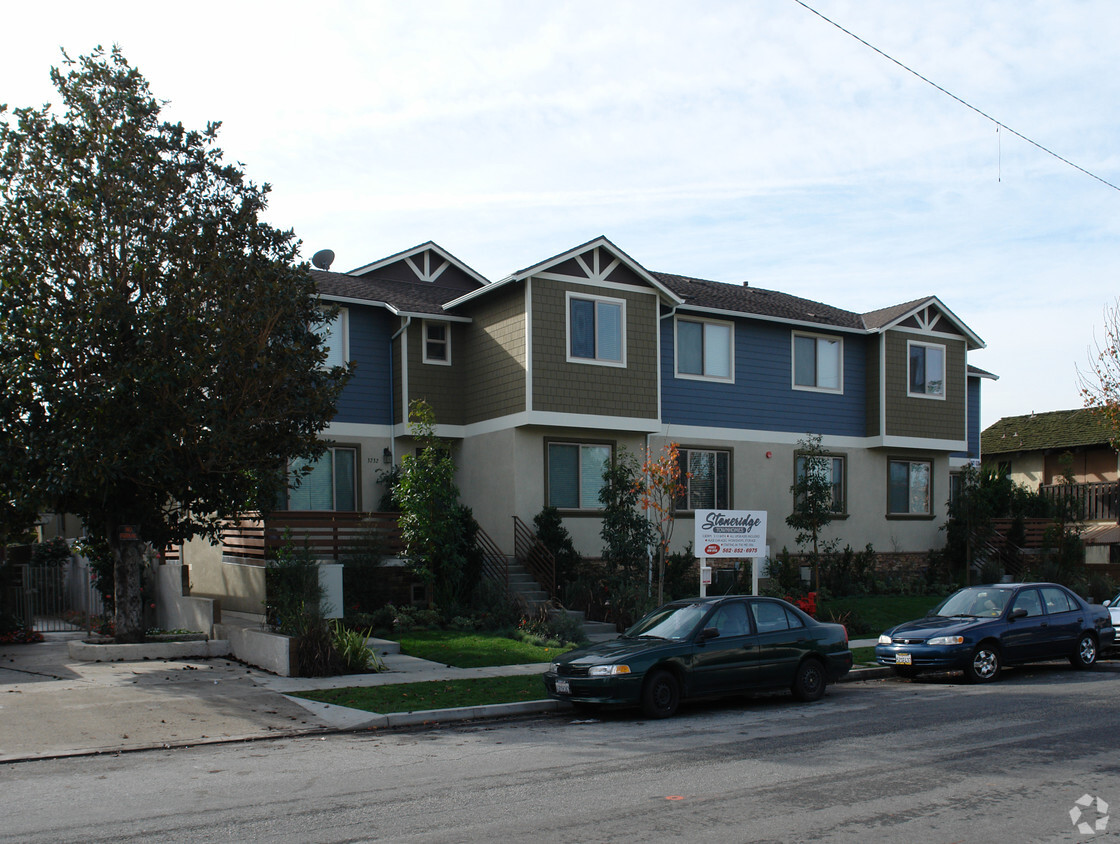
left=311, top=249, right=335, bottom=271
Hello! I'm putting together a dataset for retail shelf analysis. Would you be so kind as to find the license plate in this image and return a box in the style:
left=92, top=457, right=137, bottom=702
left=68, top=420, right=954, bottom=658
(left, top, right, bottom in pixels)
left=896, top=653, right=912, bottom=666
left=555, top=679, right=571, bottom=694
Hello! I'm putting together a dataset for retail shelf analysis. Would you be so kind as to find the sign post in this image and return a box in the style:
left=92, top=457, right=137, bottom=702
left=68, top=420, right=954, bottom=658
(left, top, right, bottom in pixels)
left=694, top=510, right=767, bottom=596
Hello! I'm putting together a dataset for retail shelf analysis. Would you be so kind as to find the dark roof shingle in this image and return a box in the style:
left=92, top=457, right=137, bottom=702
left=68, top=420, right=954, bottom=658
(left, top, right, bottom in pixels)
left=981, top=408, right=1112, bottom=455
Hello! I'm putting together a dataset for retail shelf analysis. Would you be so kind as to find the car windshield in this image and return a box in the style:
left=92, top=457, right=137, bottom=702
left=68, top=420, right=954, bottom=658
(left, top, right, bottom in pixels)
left=625, top=603, right=709, bottom=640
left=932, top=587, right=1010, bottom=619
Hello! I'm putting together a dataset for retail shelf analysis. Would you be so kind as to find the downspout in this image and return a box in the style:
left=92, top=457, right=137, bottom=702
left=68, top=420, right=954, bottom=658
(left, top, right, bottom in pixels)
left=648, top=303, right=680, bottom=595
left=388, top=316, right=411, bottom=465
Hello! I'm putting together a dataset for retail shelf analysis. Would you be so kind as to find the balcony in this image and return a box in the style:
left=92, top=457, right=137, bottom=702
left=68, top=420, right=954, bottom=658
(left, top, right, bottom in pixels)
left=1038, top=481, right=1119, bottom=523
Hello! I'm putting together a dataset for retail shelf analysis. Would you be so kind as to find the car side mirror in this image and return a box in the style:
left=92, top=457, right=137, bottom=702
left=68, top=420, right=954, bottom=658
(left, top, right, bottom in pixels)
left=699, top=627, right=719, bottom=641
left=1008, top=607, right=1028, bottom=621
left=1106, top=599, right=1113, bottom=608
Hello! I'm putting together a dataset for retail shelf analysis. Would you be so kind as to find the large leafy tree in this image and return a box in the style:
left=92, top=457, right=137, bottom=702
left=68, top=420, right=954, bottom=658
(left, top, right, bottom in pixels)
left=0, top=48, right=350, bottom=641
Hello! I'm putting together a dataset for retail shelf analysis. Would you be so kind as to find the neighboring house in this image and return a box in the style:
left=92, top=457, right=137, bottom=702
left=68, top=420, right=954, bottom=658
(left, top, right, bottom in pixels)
left=981, top=408, right=1120, bottom=564
left=183, top=236, right=991, bottom=613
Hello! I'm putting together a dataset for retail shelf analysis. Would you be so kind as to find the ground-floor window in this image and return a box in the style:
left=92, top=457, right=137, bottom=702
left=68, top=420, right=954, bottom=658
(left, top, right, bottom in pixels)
left=675, top=448, right=731, bottom=511
left=888, top=458, right=932, bottom=516
left=547, top=442, right=612, bottom=510
left=286, top=446, right=358, bottom=511
left=794, top=453, right=846, bottom=514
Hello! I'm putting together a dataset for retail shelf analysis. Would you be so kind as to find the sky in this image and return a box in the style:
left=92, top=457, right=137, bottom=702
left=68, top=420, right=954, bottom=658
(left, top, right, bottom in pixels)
left=3, top=0, right=1118, bottom=429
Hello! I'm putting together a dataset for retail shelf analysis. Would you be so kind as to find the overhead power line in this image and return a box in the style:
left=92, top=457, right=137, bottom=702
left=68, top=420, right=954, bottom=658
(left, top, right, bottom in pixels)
left=792, top=0, right=1120, bottom=193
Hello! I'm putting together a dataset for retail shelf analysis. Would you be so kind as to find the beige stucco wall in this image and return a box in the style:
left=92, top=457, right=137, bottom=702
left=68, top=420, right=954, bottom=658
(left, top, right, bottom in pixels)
left=179, top=534, right=266, bottom=617
left=646, top=435, right=950, bottom=559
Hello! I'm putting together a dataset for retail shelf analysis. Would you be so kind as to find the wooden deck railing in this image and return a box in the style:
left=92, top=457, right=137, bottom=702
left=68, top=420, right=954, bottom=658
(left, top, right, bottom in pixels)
left=220, top=511, right=405, bottom=564
left=1039, top=481, right=1119, bottom=523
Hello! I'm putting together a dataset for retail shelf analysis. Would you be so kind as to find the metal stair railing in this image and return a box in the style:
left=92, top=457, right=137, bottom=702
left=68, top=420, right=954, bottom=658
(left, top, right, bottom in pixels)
left=475, top=525, right=509, bottom=591
left=513, top=516, right=556, bottom=599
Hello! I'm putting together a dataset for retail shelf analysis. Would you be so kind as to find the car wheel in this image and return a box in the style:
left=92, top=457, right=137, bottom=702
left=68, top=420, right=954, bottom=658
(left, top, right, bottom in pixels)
left=641, top=669, right=680, bottom=719
left=791, top=658, right=827, bottom=702
left=1070, top=633, right=1098, bottom=669
left=964, top=643, right=1001, bottom=683
left=892, top=666, right=922, bottom=679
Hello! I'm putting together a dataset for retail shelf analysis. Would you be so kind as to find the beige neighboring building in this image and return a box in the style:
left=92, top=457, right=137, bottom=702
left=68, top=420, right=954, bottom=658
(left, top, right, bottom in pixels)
left=981, top=408, right=1120, bottom=565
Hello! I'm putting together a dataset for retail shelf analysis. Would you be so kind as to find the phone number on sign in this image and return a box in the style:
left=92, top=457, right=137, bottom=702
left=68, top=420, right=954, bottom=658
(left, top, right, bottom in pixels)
left=707, top=546, right=761, bottom=556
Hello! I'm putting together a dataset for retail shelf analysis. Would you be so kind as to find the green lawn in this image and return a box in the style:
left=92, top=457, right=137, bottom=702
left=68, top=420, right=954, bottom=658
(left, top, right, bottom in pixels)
left=396, top=630, right=577, bottom=668
left=819, top=593, right=948, bottom=636
left=294, top=674, right=545, bottom=714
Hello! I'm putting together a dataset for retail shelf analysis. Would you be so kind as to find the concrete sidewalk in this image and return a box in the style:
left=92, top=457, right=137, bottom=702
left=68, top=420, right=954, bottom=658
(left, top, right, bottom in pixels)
left=0, top=634, right=887, bottom=763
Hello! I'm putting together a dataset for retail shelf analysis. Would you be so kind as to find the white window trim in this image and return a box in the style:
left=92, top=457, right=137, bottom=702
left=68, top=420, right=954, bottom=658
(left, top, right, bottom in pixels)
left=907, top=340, right=947, bottom=401
left=887, top=457, right=933, bottom=516
left=546, top=441, right=613, bottom=511
left=321, top=307, right=349, bottom=367
left=422, top=319, right=452, bottom=366
left=674, top=315, right=735, bottom=383
left=675, top=447, right=732, bottom=512
left=791, top=331, right=844, bottom=394
left=565, top=291, right=627, bottom=368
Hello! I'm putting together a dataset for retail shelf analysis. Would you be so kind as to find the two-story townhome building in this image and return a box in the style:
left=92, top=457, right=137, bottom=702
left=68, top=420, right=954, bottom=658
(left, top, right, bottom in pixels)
left=184, top=235, right=989, bottom=614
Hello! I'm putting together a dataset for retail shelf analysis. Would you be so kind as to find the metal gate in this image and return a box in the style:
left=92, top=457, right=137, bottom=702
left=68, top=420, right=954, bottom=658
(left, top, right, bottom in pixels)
left=11, top=557, right=105, bottom=634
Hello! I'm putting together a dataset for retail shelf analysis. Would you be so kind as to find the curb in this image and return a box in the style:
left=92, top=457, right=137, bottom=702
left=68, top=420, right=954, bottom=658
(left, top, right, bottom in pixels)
left=67, top=639, right=232, bottom=662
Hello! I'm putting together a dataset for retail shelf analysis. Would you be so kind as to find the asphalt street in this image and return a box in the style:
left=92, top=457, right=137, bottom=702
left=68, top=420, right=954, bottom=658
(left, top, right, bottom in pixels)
left=3, top=661, right=1118, bottom=843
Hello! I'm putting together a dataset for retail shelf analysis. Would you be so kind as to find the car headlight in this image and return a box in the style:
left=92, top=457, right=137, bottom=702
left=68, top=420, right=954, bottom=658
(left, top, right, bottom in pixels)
left=878, top=634, right=892, bottom=644
left=549, top=662, right=559, bottom=674
left=927, top=635, right=965, bottom=645
left=588, top=664, right=631, bottom=676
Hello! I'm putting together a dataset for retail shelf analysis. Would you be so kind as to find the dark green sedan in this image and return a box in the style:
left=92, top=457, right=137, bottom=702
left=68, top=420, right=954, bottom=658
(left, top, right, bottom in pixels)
left=544, top=595, right=852, bottom=718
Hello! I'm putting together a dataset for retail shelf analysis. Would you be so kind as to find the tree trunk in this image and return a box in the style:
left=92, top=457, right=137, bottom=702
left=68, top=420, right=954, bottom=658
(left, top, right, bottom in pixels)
left=112, top=538, right=146, bottom=643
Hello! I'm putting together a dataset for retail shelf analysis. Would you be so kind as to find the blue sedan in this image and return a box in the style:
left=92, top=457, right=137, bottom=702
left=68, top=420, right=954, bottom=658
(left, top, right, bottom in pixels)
left=876, top=582, right=1116, bottom=683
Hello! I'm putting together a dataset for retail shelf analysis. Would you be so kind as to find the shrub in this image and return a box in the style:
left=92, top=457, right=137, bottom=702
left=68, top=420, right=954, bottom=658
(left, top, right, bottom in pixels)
left=516, top=605, right=588, bottom=646
left=330, top=620, right=385, bottom=673
left=532, top=506, right=584, bottom=585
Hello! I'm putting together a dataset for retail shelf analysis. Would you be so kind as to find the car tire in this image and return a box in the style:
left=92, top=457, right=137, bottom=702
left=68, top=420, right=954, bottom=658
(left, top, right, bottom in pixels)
left=1070, top=633, right=1098, bottom=669
left=892, top=666, right=923, bottom=679
left=963, top=643, right=1001, bottom=683
left=641, top=669, right=680, bottom=719
left=791, top=658, right=827, bottom=702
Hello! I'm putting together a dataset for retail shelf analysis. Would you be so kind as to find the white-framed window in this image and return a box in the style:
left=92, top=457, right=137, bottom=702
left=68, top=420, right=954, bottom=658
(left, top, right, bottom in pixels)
left=674, top=448, right=731, bottom=511
left=888, top=458, right=932, bottom=516
left=287, top=446, right=358, bottom=511
left=547, top=442, right=612, bottom=510
left=320, top=308, right=349, bottom=368
left=908, top=340, right=945, bottom=398
left=795, top=453, right=846, bottom=514
left=566, top=292, right=625, bottom=366
left=675, top=317, right=734, bottom=381
left=423, top=320, right=451, bottom=365
left=792, top=332, right=842, bottom=392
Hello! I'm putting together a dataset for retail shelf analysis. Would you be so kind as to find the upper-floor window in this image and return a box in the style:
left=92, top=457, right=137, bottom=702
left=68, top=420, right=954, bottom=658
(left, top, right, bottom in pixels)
left=794, top=453, right=846, bottom=514
left=547, top=441, right=612, bottom=510
left=567, top=293, right=625, bottom=366
left=321, top=308, right=349, bottom=367
left=423, top=320, right=451, bottom=365
left=674, top=448, right=731, bottom=511
left=793, top=332, right=842, bottom=392
left=888, top=458, right=932, bottom=516
left=286, top=446, right=357, bottom=511
left=908, top=341, right=945, bottom=398
left=676, top=317, right=733, bottom=381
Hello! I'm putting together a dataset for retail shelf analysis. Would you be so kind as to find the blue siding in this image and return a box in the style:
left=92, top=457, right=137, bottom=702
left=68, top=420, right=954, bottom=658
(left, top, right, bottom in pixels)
left=333, top=305, right=393, bottom=425
left=661, top=318, right=866, bottom=437
left=954, top=376, right=981, bottom=459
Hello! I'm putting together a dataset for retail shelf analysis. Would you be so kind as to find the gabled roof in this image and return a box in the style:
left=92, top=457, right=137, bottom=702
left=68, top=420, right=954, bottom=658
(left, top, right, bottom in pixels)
left=981, top=408, right=1113, bottom=456
left=445, top=236, right=683, bottom=310
left=652, top=275, right=985, bottom=348
left=862, top=295, right=985, bottom=350
left=313, top=241, right=487, bottom=319
left=348, top=241, right=490, bottom=287
left=312, top=270, right=475, bottom=319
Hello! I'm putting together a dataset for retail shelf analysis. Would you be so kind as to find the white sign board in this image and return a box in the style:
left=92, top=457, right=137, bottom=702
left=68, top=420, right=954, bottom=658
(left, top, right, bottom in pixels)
left=694, top=510, right=767, bottom=558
